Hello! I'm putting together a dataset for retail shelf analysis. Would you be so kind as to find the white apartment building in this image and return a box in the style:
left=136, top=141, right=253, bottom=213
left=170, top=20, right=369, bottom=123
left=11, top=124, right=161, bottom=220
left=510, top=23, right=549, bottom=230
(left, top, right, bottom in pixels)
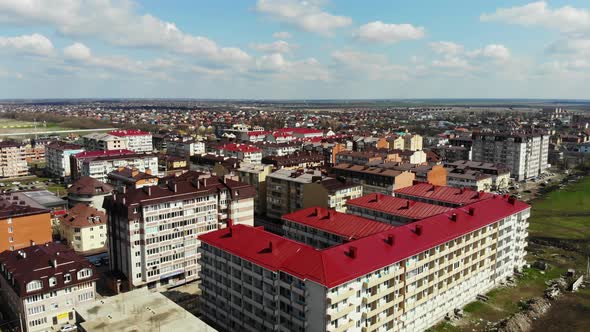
left=45, top=141, right=85, bottom=180
left=0, top=243, right=97, bottom=332
left=219, top=144, right=262, bottom=164
left=82, top=133, right=128, bottom=151
left=167, top=138, right=206, bottom=157
left=261, top=143, right=298, bottom=157
left=0, top=141, right=28, bottom=178
left=110, top=130, right=153, bottom=153
left=72, top=151, right=159, bottom=183
left=105, top=172, right=255, bottom=291
left=198, top=193, right=530, bottom=332
left=471, top=133, right=550, bottom=181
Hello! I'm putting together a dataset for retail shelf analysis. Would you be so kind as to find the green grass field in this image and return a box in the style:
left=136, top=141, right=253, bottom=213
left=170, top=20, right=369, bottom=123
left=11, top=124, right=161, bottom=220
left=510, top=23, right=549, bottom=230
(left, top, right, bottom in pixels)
left=528, top=176, right=590, bottom=241
left=429, top=173, right=590, bottom=332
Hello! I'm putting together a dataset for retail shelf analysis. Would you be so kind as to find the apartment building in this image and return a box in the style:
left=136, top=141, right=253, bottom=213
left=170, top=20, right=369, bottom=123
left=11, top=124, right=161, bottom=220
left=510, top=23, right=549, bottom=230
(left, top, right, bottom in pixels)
left=388, top=134, right=423, bottom=151
left=0, top=196, right=52, bottom=252
left=70, top=150, right=158, bottom=183
left=282, top=207, right=395, bottom=249
left=219, top=144, right=262, bottom=164
left=394, top=183, right=493, bottom=207
left=265, top=169, right=362, bottom=219
left=446, top=169, right=494, bottom=192
left=58, top=204, right=107, bottom=254
left=0, top=141, right=28, bottom=178
left=332, top=163, right=415, bottom=195
left=45, top=141, right=85, bottom=180
left=380, top=163, right=447, bottom=187
left=335, top=150, right=401, bottom=166
left=471, top=132, right=549, bottom=181
left=110, top=130, right=153, bottom=153
left=347, top=193, right=452, bottom=226
left=107, top=167, right=158, bottom=190
left=0, top=243, right=98, bottom=332
left=236, top=163, right=274, bottom=216
left=167, top=138, right=205, bottom=157
left=262, top=152, right=325, bottom=170
left=259, top=143, right=298, bottom=157
left=104, top=172, right=255, bottom=290
left=82, top=133, right=128, bottom=151
left=198, top=193, right=530, bottom=332
left=445, top=160, right=511, bottom=190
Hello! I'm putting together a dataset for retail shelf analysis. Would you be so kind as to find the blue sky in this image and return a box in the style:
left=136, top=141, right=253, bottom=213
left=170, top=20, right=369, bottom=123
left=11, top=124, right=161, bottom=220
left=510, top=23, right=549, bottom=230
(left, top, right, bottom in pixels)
left=0, top=0, right=589, bottom=99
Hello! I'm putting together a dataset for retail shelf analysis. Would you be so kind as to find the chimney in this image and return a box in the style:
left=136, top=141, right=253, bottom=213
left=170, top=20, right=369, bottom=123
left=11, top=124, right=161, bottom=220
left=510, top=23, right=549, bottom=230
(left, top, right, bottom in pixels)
left=415, top=225, right=423, bottom=235
left=385, top=234, right=395, bottom=246
left=145, top=168, right=152, bottom=175
left=468, top=207, right=475, bottom=216
left=52, top=259, right=57, bottom=268
left=268, top=241, right=273, bottom=252
left=508, top=196, right=516, bottom=205
left=450, top=213, right=458, bottom=222
left=227, top=219, right=233, bottom=228
left=328, top=211, right=334, bottom=222
left=374, top=193, right=379, bottom=202
left=347, top=246, right=357, bottom=259
left=406, top=200, right=411, bottom=209
left=315, top=207, right=323, bottom=218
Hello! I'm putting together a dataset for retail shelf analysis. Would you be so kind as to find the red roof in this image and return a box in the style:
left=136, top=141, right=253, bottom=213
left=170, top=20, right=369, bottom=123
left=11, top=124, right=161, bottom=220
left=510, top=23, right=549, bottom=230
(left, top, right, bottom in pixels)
left=220, top=143, right=261, bottom=153
left=248, top=131, right=271, bottom=136
left=394, top=183, right=493, bottom=206
left=74, top=149, right=135, bottom=159
left=199, top=195, right=529, bottom=288
left=282, top=207, right=395, bottom=240
left=275, top=128, right=323, bottom=135
left=109, top=129, right=151, bottom=137
left=347, top=193, right=452, bottom=220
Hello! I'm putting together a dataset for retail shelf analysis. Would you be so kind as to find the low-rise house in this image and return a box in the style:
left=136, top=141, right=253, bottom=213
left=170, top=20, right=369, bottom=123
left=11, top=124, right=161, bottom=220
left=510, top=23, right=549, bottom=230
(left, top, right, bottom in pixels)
left=107, top=167, right=158, bottom=190
left=0, top=243, right=98, bottom=332
left=59, top=204, right=107, bottom=254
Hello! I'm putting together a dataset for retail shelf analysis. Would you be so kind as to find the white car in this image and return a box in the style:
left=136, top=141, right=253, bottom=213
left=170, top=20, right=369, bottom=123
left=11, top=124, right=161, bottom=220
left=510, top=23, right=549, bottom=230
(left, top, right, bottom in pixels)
left=60, top=324, right=77, bottom=332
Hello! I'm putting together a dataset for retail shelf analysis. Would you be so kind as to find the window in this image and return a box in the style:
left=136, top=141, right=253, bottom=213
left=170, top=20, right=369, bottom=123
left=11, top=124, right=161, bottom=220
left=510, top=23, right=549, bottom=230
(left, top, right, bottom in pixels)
left=49, top=277, right=57, bottom=287
left=8, top=237, right=13, bottom=243
left=64, top=274, right=72, bottom=283
left=8, top=226, right=13, bottom=233
left=26, top=280, right=43, bottom=292
left=77, top=268, right=93, bottom=279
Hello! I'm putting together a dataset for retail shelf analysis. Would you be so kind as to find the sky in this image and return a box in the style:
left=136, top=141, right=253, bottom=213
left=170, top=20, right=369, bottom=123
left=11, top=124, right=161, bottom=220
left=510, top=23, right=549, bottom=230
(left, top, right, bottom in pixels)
left=0, top=0, right=589, bottom=99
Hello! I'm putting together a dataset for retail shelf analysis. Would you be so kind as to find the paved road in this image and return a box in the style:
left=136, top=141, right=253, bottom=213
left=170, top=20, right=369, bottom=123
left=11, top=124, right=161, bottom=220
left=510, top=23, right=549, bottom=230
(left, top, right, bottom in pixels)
left=0, top=127, right=118, bottom=136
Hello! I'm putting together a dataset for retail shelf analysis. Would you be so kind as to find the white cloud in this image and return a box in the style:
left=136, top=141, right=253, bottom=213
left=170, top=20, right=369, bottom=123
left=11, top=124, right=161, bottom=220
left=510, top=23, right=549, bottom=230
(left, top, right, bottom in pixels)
left=430, top=41, right=464, bottom=56
left=250, top=40, right=294, bottom=53
left=0, top=33, right=54, bottom=56
left=481, top=1, right=590, bottom=33
left=547, top=38, right=590, bottom=56
left=332, top=50, right=408, bottom=80
left=63, top=42, right=91, bottom=61
left=355, top=21, right=425, bottom=43
left=0, top=0, right=250, bottom=65
left=272, top=31, right=292, bottom=39
left=255, top=52, right=330, bottom=80
left=468, top=44, right=511, bottom=61
left=255, top=0, right=352, bottom=36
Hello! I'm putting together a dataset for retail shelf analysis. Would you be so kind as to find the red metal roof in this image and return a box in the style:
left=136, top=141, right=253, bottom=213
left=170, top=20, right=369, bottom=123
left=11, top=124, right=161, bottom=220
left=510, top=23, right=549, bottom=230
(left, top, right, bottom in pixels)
left=199, top=194, right=529, bottom=288
left=347, top=193, right=452, bottom=220
left=394, top=183, right=493, bottom=206
left=109, top=129, right=151, bottom=137
left=220, top=143, right=261, bottom=153
left=282, top=207, right=396, bottom=240
left=74, top=149, right=135, bottom=159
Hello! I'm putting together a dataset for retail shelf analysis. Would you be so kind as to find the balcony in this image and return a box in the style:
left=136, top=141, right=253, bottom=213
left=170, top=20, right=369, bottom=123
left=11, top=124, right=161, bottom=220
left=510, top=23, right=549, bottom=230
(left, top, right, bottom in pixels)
left=327, top=287, right=355, bottom=305
left=333, top=319, right=355, bottom=332
left=327, top=303, right=354, bottom=321
left=362, top=301, right=395, bottom=320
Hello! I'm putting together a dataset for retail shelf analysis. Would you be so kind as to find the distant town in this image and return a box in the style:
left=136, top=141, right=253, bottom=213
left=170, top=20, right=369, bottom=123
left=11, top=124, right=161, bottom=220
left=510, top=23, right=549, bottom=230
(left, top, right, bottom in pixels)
left=0, top=100, right=588, bottom=332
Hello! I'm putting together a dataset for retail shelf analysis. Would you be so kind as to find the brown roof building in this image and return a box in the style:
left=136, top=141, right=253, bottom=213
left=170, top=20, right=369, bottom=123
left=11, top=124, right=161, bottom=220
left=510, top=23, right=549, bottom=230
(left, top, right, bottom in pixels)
left=67, top=176, right=113, bottom=211
left=59, top=204, right=107, bottom=254
left=0, top=196, right=52, bottom=252
left=0, top=242, right=98, bottom=331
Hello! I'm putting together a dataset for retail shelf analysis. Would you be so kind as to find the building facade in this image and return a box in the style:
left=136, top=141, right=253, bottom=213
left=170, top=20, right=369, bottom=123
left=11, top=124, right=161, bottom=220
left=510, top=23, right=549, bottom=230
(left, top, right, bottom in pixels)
left=45, top=141, right=85, bottom=180
left=471, top=133, right=549, bottom=181
left=59, top=204, right=107, bottom=253
left=0, top=197, right=52, bottom=252
left=198, top=193, right=529, bottom=332
left=71, top=150, right=158, bottom=183
left=82, top=133, right=128, bottom=151
left=104, top=173, right=255, bottom=291
left=0, top=141, right=28, bottom=178
left=109, top=130, right=153, bottom=153
left=0, top=243, right=97, bottom=332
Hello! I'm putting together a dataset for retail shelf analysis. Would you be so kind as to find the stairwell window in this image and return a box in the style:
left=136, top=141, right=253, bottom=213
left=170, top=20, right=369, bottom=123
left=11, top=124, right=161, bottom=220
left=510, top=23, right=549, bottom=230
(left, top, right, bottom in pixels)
left=77, top=268, right=93, bottom=279
left=64, top=274, right=72, bottom=283
left=26, top=280, right=43, bottom=292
